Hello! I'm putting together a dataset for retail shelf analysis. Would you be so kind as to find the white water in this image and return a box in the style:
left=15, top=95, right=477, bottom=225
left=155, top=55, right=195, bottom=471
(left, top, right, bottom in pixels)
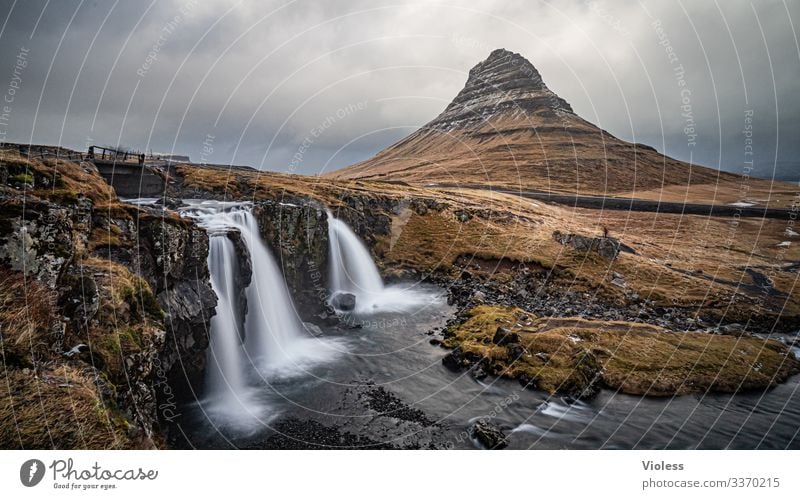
left=538, top=400, right=593, bottom=423
left=233, top=210, right=305, bottom=367
left=326, top=210, right=442, bottom=314
left=327, top=214, right=384, bottom=297
left=204, top=235, right=251, bottom=416
left=182, top=200, right=342, bottom=423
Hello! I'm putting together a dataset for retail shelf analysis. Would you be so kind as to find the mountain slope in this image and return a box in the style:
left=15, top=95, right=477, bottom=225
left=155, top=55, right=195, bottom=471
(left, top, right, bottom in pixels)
left=328, top=49, right=738, bottom=194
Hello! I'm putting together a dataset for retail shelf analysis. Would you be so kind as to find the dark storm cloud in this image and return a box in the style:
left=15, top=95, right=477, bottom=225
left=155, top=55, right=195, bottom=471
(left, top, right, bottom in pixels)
left=0, top=0, right=798, bottom=178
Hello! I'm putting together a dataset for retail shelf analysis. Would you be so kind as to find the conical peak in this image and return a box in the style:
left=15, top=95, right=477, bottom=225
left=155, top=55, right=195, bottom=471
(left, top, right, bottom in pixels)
left=426, top=48, right=574, bottom=131
left=468, top=48, right=546, bottom=91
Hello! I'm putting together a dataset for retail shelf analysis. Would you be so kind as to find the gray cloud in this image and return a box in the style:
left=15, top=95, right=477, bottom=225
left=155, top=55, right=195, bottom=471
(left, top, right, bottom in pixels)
left=0, top=0, right=798, bottom=179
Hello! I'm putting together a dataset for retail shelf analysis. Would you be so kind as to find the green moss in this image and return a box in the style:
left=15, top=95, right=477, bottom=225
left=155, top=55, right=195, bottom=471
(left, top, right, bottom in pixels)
left=11, top=173, right=33, bottom=184
left=119, top=327, right=143, bottom=350
left=138, top=284, right=164, bottom=319
left=42, top=188, right=79, bottom=204
left=121, top=276, right=164, bottom=321
left=443, top=305, right=800, bottom=397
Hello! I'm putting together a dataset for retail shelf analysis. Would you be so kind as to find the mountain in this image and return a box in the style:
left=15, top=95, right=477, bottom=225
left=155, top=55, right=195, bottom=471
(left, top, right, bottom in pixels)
left=328, top=49, right=737, bottom=194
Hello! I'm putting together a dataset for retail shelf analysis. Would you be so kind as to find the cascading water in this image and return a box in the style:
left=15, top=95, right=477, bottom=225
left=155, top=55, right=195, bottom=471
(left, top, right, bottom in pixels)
left=327, top=211, right=385, bottom=297
left=204, top=235, right=248, bottom=410
left=326, top=210, right=442, bottom=314
left=231, top=209, right=307, bottom=367
left=182, top=200, right=343, bottom=424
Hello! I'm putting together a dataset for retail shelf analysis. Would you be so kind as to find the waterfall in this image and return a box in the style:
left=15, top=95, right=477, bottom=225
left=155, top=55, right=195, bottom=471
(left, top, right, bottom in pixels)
left=327, top=211, right=385, bottom=298
left=326, top=210, right=440, bottom=314
left=205, top=235, right=248, bottom=408
left=233, top=210, right=306, bottom=367
left=182, top=200, right=342, bottom=401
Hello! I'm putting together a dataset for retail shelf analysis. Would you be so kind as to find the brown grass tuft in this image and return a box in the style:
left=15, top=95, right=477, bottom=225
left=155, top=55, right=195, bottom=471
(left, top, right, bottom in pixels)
left=0, top=366, right=131, bottom=449
left=0, top=269, right=57, bottom=366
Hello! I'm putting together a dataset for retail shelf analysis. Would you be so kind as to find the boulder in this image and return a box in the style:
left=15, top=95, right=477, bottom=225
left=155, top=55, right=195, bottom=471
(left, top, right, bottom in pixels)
left=552, top=230, right=621, bottom=260
left=442, top=348, right=465, bottom=371
left=154, top=197, right=185, bottom=210
left=303, top=322, right=324, bottom=337
left=471, top=362, right=489, bottom=380
left=507, top=344, right=525, bottom=362
left=610, top=271, right=627, bottom=288
left=471, top=420, right=509, bottom=449
left=454, top=210, right=472, bottom=223
left=331, top=292, right=356, bottom=311
left=492, top=326, right=520, bottom=345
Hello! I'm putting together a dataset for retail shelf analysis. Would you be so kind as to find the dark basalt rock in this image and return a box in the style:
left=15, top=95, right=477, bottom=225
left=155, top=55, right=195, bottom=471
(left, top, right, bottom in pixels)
left=253, top=201, right=329, bottom=319
left=492, top=326, right=520, bottom=346
left=442, top=347, right=466, bottom=371
left=331, top=292, right=356, bottom=312
left=0, top=197, right=82, bottom=289
left=507, top=344, right=525, bottom=363
left=471, top=362, right=489, bottom=380
left=454, top=210, right=472, bottom=223
left=226, top=228, right=251, bottom=332
left=154, top=197, right=185, bottom=210
left=552, top=230, right=621, bottom=260
left=471, top=420, right=509, bottom=449
left=255, top=417, right=395, bottom=450
left=132, top=214, right=217, bottom=419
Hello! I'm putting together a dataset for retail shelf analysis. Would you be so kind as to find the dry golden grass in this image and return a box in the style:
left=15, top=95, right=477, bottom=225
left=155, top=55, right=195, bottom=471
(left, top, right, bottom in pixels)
left=579, top=208, right=800, bottom=315
left=387, top=209, right=546, bottom=270
left=176, top=164, right=441, bottom=206
left=176, top=163, right=799, bottom=321
left=0, top=270, right=56, bottom=366
left=75, top=257, right=162, bottom=381
left=39, top=157, right=116, bottom=204
left=0, top=366, right=131, bottom=449
left=0, top=150, right=116, bottom=204
left=445, top=305, right=800, bottom=396
left=177, top=164, right=246, bottom=198
left=630, top=179, right=799, bottom=210
left=88, top=225, right=126, bottom=252
left=327, top=112, right=740, bottom=196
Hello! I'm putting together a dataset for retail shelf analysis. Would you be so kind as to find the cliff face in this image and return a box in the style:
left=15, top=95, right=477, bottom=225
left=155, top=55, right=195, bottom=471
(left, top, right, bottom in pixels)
left=131, top=214, right=217, bottom=408
left=0, top=149, right=215, bottom=448
left=252, top=194, right=396, bottom=318
left=254, top=201, right=329, bottom=316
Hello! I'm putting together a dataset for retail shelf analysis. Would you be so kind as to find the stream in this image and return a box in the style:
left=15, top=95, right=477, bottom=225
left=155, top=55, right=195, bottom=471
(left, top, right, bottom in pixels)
left=172, top=296, right=800, bottom=449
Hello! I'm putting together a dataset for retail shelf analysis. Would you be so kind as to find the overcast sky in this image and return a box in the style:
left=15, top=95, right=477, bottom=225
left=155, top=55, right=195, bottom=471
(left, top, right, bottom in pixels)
left=0, top=0, right=798, bottom=179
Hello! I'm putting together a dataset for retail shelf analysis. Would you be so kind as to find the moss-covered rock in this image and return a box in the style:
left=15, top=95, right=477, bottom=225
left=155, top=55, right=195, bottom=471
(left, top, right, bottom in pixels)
left=442, top=305, right=800, bottom=398
left=0, top=151, right=192, bottom=448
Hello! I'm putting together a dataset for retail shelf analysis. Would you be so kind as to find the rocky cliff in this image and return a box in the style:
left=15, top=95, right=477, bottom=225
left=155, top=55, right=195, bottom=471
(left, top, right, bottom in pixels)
left=251, top=194, right=396, bottom=319
left=0, top=149, right=215, bottom=448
